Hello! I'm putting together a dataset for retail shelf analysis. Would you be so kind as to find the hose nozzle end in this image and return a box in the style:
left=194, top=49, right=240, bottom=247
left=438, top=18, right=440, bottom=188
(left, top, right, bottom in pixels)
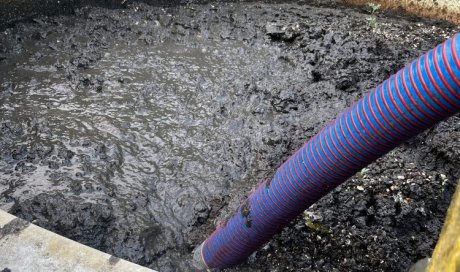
left=192, top=242, right=208, bottom=271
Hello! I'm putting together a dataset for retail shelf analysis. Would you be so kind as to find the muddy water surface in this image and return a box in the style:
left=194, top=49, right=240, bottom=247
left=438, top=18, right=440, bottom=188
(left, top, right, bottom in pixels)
left=0, top=22, right=277, bottom=268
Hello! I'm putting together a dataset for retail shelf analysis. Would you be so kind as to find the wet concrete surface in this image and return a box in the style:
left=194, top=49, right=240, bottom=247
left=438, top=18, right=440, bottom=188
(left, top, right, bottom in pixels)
left=0, top=2, right=459, bottom=271
left=0, top=210, right=156, bottom=271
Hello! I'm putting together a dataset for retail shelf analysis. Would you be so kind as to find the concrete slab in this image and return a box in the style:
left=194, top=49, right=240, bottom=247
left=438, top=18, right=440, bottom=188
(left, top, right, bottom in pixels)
left=0, top=210, right=156, bottom=272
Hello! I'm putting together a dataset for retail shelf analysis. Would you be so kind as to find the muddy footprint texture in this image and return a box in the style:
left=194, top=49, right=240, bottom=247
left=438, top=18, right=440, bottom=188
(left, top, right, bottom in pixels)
left=0, top=2, right=459, bottom=271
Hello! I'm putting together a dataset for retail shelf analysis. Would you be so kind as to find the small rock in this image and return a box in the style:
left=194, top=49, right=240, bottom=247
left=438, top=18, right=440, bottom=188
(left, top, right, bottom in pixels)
left=356, top=185, right=364, bottom=191
left=397, top=175, right=405, bottom=180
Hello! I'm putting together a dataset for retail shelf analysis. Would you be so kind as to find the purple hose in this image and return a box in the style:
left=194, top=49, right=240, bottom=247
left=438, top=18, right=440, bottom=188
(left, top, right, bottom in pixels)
left=195, top=33, right=460, bottom=269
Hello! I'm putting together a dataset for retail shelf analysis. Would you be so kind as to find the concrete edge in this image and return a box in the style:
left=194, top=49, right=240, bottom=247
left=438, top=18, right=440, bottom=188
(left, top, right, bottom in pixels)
left=0, top=209, right=157, bottom=272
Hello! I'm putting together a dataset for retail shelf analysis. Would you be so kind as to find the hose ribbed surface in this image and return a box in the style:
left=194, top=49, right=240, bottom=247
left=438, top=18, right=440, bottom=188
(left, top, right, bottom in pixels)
left=200, top=34, right=460, bottom=269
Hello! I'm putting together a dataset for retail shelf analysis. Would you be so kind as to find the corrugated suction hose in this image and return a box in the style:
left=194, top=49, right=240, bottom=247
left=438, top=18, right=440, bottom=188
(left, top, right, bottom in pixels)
left=195, top=33, right=460, bottom=269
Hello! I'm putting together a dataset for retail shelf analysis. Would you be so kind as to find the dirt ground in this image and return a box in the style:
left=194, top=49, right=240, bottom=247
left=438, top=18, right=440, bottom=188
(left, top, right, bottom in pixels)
left=0, top=1, right=459, bottom=271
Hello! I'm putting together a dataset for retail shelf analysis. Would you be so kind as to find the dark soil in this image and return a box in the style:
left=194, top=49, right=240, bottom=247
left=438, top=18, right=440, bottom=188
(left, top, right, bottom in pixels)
left=0, top=2, right=459, bottom=271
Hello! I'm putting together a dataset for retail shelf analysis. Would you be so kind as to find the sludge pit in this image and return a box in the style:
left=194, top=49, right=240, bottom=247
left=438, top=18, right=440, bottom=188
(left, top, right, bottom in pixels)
left=0, top=1, right=459, bottom=271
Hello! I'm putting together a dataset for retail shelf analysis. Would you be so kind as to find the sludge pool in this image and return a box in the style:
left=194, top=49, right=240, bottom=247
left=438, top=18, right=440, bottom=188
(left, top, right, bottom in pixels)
left=0, top=1, right=459, bottom=271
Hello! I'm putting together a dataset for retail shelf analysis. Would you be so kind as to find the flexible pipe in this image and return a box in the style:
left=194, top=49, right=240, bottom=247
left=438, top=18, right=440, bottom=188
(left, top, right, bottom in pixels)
left=195, top=33, right=460, bottom=269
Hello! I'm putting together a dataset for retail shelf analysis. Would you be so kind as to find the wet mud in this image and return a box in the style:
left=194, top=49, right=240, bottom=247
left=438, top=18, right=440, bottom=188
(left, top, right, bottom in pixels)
left=0, top=2, right=459, bottom=271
